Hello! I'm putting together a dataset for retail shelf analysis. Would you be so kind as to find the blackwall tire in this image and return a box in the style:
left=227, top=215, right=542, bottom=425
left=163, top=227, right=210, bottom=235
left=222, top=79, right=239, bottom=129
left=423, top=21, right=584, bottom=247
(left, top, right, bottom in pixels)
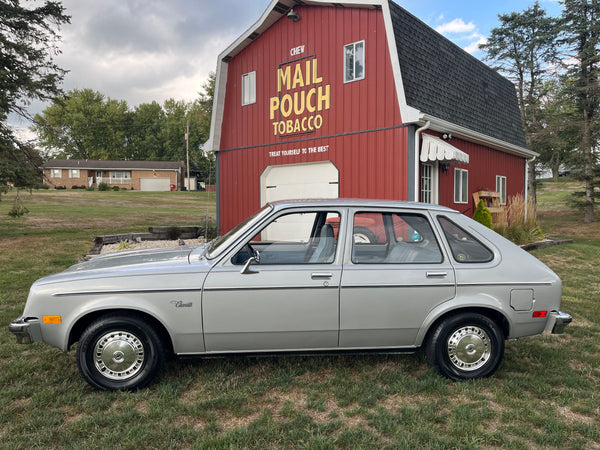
left=426, top=313, right=504, bottom=381
left=76, top=314, right=165, bottom=391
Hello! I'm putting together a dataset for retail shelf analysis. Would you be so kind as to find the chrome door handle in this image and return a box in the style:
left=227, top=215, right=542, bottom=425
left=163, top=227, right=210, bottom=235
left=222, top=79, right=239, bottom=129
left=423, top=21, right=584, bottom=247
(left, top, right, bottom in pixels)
left=426, top=272, right=447, bottom=278
left=311, top=272, right=333, bottom=279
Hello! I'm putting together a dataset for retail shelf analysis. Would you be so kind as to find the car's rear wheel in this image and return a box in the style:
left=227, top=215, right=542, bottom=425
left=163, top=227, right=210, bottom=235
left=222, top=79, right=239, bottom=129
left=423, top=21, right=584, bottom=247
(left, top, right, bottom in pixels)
left=76, top=314, right=165, bottom=391
left=426, top=312, right=504, bottom=380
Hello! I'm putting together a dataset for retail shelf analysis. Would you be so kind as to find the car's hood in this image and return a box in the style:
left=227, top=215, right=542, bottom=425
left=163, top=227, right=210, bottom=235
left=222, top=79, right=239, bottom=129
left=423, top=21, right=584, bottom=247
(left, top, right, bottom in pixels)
left=65, top=246, right=197, bottom=273
left=30, top=245, right=212, bottom=292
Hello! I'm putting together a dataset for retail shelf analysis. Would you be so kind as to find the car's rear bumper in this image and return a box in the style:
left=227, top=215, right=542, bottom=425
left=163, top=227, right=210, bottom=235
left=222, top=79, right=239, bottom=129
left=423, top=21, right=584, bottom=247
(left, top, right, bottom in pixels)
left=8, top=317, right=42, bottom=344
left=544, top=310, right=572, bottom=334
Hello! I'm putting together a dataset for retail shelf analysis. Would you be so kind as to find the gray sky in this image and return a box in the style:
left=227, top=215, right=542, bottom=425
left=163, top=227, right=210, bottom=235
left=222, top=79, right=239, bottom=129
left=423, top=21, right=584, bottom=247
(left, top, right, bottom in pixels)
left=11, top=0, right=562, bottom=134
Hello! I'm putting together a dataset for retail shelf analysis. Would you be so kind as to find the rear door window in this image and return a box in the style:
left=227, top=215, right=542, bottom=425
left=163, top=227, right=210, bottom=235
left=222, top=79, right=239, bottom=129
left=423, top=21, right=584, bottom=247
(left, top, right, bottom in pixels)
left=351, top=212, right=443, bottom=264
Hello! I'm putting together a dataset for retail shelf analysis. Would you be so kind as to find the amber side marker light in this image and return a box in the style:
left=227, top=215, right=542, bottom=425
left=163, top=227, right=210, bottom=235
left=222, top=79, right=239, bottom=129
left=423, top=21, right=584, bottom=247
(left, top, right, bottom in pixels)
left=43, top=316, right=62, bottom=324
left=532, top=311, right=548, bottom=318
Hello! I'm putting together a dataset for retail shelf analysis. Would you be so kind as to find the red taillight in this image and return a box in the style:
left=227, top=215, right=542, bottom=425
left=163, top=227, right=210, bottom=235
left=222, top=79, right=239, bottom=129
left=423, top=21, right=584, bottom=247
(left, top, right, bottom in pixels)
left=533, top=311, right=548, bottom=318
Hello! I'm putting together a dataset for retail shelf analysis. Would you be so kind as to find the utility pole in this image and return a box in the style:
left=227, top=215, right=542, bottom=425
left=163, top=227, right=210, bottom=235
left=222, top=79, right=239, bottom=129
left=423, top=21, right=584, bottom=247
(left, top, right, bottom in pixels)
left=185, top=120, right=190, bottom=191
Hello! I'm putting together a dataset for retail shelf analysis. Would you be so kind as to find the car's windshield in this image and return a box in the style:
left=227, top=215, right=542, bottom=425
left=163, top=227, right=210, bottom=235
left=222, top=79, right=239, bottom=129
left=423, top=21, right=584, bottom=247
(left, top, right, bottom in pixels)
left=205, top=204, right=273, bottom=259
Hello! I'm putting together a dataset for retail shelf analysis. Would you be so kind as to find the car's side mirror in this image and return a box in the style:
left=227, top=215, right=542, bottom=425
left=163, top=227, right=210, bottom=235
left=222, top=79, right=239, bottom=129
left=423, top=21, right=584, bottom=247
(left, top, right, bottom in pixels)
left=240, top=256, right=259, bottom=274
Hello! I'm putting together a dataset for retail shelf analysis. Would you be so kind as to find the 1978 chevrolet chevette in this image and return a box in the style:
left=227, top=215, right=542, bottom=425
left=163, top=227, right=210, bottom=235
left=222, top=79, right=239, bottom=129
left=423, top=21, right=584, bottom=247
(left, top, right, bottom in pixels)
left=10, top=199, right=571, bottom=390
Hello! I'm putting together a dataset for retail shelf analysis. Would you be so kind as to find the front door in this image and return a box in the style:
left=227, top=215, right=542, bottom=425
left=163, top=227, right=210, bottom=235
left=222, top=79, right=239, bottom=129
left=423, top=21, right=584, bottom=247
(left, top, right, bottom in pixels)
left=202, top=209, right=343, bottom=352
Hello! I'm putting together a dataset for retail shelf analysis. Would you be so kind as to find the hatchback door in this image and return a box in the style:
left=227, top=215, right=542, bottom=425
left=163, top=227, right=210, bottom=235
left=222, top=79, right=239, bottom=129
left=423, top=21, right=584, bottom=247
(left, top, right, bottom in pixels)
left=202, top=209, right=343, bottom=352
left=339, top=210, right=456, bottom=348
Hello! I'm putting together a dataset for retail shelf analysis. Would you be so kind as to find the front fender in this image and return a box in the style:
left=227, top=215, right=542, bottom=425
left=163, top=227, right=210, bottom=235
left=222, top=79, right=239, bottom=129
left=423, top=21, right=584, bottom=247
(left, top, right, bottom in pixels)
left=41, top=290, right=204, bottom=354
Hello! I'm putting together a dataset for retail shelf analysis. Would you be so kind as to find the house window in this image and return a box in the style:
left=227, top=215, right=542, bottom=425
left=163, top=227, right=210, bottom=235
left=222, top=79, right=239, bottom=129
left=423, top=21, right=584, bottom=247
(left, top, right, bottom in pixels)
left=50, top=169, right=62, bottom=178
left=454, top=168, right=468, bottom=204
left=111, top=171, right=130, bottom=179
left=69, top=169, right=80, bottom=178
left=241, top=71, right=256, bottom=106
left=344, top=40, right=365, bottom=83
left=421, top=163, right=433, bottom=203
left=496, top=175, right=507, bottom=205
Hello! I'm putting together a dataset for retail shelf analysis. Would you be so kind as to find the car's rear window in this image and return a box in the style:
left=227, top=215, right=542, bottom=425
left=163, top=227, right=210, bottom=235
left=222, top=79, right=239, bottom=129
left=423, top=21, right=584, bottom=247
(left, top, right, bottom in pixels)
left=438, top=216, right=494, bottom=263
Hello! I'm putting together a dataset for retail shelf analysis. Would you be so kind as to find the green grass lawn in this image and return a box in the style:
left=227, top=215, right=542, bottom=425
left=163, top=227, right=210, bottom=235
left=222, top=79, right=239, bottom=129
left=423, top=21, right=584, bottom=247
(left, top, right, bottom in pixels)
left=0, top=187, right=598, bottom=449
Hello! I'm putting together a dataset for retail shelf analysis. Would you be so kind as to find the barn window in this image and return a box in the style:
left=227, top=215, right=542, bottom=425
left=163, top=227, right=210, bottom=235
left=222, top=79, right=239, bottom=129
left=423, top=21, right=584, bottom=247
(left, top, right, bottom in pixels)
left=344, top=40, right=365, bottom=83
left=241, top=71, right=256, bottom=106
left=454, top=168, right=468, bottom=204
left=50, top=169, right=62, bottom=178
left=496, top=175, right=507, bottom=205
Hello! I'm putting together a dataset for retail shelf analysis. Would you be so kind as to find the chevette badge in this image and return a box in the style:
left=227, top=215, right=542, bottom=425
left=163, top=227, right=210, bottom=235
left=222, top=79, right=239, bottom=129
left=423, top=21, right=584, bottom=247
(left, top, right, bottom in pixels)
left=170, top=300, right=193, bottom=308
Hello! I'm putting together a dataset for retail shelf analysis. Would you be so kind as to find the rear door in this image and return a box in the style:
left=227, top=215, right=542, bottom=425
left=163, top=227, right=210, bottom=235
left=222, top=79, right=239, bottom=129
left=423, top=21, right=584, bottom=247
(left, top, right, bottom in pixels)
left=339, top=209, right=456, bottom=348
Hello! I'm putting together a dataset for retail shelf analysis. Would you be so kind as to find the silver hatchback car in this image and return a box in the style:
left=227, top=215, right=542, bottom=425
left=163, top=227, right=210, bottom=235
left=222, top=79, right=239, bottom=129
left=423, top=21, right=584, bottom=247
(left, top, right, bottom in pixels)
left=10, top=199, right=571, bottom=390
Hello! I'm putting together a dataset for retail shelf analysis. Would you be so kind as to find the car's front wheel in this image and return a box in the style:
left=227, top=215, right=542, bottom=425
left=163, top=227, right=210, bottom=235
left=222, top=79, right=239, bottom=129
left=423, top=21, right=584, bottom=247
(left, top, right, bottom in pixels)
left=426, top=312, right=504, bottom=380
left=76, top=314, right=165, bottom=391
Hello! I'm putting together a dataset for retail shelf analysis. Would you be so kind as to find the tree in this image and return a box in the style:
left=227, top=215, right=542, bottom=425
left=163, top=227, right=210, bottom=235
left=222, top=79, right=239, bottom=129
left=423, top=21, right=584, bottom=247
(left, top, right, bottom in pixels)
left=33, top=89, right=131, bottom=160
left=32, top=72, right=217, bottom=183
left=534, top=79, right=580, bottom=180
left=480, top=2, right=559, bottom=202
left=560, top=0, right=600, bottom=222
left=0, top=0, right=70, bottom=195
left=129, top=101, right=165, bottom=160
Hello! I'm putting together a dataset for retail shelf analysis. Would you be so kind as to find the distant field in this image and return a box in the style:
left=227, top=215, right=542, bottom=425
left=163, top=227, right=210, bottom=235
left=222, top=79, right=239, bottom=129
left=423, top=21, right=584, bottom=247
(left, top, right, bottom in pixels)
left=0, top=186, right=597, bottom=448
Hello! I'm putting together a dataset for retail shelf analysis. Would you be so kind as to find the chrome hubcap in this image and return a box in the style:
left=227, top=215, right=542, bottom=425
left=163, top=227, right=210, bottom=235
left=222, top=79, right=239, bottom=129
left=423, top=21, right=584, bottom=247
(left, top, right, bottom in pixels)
left=447, top=325, right=491, bottom=371
left=94, top=331, right=145, bottom=380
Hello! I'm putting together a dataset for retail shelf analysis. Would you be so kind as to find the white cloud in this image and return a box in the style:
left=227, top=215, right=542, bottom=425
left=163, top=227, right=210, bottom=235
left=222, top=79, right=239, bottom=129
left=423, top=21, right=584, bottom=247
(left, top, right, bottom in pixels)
left=435, top=18, right=476, bottom=34
left=464, top=35, right=488, bottom=55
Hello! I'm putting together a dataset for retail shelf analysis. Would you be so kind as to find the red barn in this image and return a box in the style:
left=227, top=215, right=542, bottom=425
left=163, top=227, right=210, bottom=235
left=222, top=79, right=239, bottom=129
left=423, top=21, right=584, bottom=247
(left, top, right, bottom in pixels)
left=208, top=0, right=534, bottom=232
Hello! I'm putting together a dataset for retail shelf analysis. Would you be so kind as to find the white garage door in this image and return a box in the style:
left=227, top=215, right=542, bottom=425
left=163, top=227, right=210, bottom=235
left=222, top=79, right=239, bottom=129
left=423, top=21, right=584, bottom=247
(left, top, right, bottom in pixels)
left=139, top=177, right=171, bottom=191
left=260, top=161, right=339, bottom=206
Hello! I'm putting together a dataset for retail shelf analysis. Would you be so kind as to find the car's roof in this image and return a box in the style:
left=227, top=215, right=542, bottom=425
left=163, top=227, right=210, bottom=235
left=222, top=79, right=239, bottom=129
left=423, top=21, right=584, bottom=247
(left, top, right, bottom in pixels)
left=268, top=198, right=457, bottom=213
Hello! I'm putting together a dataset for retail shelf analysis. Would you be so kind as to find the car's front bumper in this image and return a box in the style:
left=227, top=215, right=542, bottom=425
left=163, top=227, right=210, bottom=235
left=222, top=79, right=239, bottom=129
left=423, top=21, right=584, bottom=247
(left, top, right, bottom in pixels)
left=9, top=316, right=42, bottom=344
left=544, top=310, right=572, bottom=334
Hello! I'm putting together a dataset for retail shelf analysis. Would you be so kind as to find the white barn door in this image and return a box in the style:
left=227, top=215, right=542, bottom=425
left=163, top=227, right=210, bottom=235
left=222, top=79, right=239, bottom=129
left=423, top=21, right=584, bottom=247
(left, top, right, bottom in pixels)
left=260, top=161, right=339, bottom=206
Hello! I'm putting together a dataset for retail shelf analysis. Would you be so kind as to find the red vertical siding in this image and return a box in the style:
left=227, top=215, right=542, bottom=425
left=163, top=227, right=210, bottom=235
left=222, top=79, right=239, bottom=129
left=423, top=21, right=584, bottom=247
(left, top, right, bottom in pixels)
left=432, top=133, right=526, bottom=216
left=218, top=6, right=405, bottom=232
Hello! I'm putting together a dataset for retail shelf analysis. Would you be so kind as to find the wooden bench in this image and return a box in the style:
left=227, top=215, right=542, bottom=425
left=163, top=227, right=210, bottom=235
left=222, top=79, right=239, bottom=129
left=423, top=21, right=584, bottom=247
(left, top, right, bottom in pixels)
left=473, top=190, right=507, bottom=226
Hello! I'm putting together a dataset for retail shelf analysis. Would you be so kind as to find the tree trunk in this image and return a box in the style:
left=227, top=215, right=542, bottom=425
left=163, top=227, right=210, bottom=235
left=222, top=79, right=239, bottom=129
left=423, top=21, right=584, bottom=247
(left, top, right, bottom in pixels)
left=582, top=109, right=595, bottom=223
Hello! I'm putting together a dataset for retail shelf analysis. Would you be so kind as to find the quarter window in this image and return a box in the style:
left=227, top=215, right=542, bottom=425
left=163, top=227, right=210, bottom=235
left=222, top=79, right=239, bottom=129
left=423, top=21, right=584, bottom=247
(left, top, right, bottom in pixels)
left=242, top=71, right=256, bottom=106
left=438, top=216, right=494, bottom=263
left=496, top=175, right=507, bottom=205
left=344, top=40, right=365, bottom=83
left=454, top=168, right=468, bottom=204
left=351, top=212, right=442, bottom=264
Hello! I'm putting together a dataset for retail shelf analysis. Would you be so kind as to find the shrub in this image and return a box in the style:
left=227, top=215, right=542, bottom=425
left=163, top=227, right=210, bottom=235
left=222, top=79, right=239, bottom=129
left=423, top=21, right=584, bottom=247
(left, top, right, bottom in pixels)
left=8, top=194, right=29, bottom=217
left=112, top=185, right=121, bottom=191
left=98, top=182, right=110, bottom=191
left=494, top=194, right=544, bottom=245
left=472, top=199, right=493, bottom=229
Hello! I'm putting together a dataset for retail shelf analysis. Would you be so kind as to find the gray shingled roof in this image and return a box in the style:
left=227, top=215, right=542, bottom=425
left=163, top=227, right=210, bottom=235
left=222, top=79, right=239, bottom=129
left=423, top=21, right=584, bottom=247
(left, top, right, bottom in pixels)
left=389, top=1, right=527, bottom=149
left=42, top=159, right=182, bottom=171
